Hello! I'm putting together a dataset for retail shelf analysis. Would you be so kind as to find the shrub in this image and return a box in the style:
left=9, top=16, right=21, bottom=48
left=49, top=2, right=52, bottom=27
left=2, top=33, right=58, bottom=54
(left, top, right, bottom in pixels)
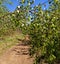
left=27, top=1, right=60, bottom=64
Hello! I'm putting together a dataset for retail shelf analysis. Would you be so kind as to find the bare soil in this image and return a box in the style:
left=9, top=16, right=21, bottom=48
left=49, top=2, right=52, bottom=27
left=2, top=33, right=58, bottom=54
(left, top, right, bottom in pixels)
left=0, top=40, right=34, bottom=64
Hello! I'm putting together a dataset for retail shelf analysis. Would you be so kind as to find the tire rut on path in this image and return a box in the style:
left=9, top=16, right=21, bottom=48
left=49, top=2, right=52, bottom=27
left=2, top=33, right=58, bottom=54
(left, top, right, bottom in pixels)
left=0, top=40, right=33, bottom=64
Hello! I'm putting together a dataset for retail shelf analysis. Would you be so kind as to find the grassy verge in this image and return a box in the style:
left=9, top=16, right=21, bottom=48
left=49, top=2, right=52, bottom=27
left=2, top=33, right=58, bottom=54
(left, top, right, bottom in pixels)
left=0, top=31, right=24, bottom=55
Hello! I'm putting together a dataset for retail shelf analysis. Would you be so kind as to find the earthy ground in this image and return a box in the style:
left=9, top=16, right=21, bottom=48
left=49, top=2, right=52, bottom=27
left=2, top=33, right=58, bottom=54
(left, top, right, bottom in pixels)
left=0, top=40, right=34, bottom=64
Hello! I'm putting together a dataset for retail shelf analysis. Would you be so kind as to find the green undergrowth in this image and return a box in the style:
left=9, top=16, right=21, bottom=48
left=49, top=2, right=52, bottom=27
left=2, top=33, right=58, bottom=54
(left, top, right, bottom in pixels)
left=0, top=31, right=24, bottom=55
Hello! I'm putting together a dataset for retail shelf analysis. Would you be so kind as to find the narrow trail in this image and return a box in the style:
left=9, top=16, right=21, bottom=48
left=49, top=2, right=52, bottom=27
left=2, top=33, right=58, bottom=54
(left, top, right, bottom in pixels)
left=0, top=40, right=34, bottom=64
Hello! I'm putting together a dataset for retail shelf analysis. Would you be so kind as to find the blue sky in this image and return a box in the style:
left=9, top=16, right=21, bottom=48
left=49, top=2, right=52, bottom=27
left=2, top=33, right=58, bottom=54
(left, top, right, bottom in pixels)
left=6, top=0, right=49, bottom=12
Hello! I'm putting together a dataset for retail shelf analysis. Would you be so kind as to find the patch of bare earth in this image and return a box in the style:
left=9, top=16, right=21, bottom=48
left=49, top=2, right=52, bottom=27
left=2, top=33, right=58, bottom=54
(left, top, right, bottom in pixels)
left=0, top=40, right=34, bottom=64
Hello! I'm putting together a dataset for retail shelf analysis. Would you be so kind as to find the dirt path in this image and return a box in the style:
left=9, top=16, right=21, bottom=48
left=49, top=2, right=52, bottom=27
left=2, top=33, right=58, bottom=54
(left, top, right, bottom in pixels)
left=0, top=40, right=33, bottom=64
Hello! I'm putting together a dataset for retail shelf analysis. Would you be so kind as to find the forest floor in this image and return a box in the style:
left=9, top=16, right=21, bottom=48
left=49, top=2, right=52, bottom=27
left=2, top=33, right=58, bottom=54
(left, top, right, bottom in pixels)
left=0, top=31, right=33, bottom=64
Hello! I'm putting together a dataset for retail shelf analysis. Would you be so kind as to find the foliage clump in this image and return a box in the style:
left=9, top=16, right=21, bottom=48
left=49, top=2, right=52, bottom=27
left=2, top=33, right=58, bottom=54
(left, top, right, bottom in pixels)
left=25, top=0, right=60, bottom=64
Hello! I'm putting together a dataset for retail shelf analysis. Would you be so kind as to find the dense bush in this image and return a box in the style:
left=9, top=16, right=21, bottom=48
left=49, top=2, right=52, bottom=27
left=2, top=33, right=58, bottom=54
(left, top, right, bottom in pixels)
left=26, top=1, right=60, bottom=64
